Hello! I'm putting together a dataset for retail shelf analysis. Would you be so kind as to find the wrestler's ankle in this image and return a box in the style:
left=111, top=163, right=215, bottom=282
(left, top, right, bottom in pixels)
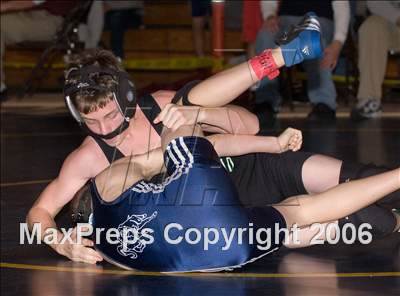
left=248, top=49, right=282, bottom=81
left=271, top=48, right=285, bottom=68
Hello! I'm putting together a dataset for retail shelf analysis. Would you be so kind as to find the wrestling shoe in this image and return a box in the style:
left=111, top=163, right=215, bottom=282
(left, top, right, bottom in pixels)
left=70, top=184, right=93, bottom=224
left=351, top=99, right=382, bottom=121
left=275, top=12, right=323, bottom=67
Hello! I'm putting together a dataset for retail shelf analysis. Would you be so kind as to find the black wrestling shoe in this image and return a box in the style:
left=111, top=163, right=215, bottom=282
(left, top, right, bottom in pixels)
left=275, top=12, right=323, bottom=67
left=70, top=184, right=93, bottom=224
left=308, top=103, right=336, bottom=121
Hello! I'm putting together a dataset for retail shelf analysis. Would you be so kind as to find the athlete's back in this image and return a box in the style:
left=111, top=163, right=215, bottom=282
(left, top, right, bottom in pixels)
left=91, top=136, right=286, bottom=272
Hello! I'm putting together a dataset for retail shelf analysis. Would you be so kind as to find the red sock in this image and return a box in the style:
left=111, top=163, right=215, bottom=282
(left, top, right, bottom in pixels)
left=249, top=49, right=280, bottom=80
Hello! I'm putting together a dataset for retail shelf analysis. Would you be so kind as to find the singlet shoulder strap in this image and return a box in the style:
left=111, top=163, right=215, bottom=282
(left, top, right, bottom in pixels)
left=171, top=80, right=202, bottom=105
left=92, top=136, right=124, bottom=164
left=137, top=82, right=201, bottom=136
left=137, top=94, right=163, bottom=136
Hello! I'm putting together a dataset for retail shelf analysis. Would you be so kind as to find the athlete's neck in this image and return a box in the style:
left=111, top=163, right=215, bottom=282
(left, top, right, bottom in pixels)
left=104, top=120, right=135, bottom=148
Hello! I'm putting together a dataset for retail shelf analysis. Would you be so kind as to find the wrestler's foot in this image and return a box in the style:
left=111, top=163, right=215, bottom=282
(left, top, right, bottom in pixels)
left=276, top=12, right=323, bottom=67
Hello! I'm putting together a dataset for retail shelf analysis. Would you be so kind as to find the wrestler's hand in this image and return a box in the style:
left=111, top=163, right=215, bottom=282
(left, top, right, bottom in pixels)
left=154, top=103, right=202, bottom=131
left=56, top=227, right=103, bottom=265
left=277, top=128, right=303, bottom=152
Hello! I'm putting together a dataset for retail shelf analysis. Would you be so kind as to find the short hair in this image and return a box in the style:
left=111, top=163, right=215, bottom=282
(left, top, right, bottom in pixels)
left=65, top=49, right=123, bottom=114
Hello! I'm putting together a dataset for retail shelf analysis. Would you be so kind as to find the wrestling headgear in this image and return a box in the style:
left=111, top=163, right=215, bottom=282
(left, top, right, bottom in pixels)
left=63, top=65, right=136, bottom=140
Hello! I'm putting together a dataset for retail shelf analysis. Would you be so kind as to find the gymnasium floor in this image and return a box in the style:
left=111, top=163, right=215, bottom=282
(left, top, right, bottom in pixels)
left=1, top=94, right=399, bottom=295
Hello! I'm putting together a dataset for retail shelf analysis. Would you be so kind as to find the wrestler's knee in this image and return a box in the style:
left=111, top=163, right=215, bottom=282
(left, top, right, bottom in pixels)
left=274, top=194, right=311, bottom=228
left=301, top=154, right=342, bottom=194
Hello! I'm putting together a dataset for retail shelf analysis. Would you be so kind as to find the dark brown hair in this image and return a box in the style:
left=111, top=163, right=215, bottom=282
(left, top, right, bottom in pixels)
left=65, top=49, right=123, bottom=114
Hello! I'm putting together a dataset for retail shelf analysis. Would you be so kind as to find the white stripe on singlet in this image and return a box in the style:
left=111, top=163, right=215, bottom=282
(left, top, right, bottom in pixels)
left=131, top=138, right=194, bottom=194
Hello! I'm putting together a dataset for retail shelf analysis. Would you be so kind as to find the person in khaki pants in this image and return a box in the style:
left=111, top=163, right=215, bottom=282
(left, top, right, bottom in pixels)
left=0, top=1, right=75, bottom=101
left=351, top=1, right=400, bottom=120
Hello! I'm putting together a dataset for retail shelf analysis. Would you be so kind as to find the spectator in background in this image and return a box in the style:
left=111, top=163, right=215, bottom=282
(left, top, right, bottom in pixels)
left=351, top=1, right=400, bottom=120
left=0, top=0, right=76, bottom=101
left=103, top=1, right=144, bottom=59
left=242, top=0, right=263, bottom=59
left=254, top=0, right=350, bottom=121
left=191, top=0, right=211, bottom=57
left=78, top=1, right=104, bottom=50
left=190, top=0, right=242, bottom=57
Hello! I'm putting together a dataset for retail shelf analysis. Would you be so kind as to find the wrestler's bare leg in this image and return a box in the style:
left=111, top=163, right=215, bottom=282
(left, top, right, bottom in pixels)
left=187, top=48, right=284, bottom=107
left=274, top=168, right=400, bottom=229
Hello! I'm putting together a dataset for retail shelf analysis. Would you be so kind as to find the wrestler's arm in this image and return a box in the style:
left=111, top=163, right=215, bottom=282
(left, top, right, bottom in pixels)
left=26, top=143, right=104, bottom=264
left=95, top=148, right=165, bottom=202
left=207, top=134, right=281, bottom=156
left=95, top=126, right=299, bottom=201
left=153, top=91, right=259, bottom=135
left=197, top=105, right=259, bottom=135
left=207, top=128, right=303, bottom=157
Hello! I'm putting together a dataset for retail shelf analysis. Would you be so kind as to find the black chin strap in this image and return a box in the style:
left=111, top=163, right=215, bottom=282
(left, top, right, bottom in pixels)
left=83, top=119, right=130, bottom=140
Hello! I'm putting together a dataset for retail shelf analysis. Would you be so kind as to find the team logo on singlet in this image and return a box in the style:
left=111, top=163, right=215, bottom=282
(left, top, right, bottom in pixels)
left=116, top=211, right=157, bottom=259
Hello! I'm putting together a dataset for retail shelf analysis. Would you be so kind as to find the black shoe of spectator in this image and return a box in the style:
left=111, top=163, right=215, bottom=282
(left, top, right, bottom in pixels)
left=0, top=88, right=8, bottom=102
left=308, top=103, right=336, bottom=121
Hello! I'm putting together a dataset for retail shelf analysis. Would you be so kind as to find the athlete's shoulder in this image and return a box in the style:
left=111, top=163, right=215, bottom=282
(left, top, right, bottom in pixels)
left=151, top=90, right=176, bottom=108
left=62, top=136, right=108, bottom=177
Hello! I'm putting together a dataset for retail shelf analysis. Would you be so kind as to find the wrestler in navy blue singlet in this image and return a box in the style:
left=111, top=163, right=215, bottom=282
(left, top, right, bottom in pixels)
left=90, top=136, right=287, bottom=272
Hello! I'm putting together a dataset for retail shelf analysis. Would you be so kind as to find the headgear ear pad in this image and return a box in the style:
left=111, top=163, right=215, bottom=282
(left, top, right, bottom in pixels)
left=63, top=65, right=137, bottom=140
left=116, top=70, right=136, bottom=120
